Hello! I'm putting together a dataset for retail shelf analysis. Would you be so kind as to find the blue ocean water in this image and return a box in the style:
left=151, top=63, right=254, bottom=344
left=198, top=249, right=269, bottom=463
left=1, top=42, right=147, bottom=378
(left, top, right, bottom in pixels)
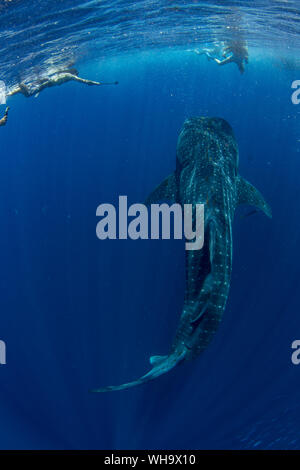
left=0, top=0, right=300, bottom=450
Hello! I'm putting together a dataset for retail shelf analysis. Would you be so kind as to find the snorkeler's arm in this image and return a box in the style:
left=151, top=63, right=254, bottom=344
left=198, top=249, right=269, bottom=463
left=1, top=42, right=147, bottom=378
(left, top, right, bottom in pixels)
left=222, top=46, right=231, bottom=56
left=214, top=55, right=234, bottom=66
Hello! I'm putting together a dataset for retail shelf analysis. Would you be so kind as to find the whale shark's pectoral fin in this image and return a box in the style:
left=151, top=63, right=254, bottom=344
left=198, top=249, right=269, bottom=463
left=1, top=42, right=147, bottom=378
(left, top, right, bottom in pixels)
left=145, top=172, right=177, bottom=206
left=236, top=176, right=272, bottom=218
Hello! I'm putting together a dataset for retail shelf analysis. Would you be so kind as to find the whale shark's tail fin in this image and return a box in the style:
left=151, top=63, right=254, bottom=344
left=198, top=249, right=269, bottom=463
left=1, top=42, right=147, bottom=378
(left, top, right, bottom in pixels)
left=91, top=350, right=186, bottom=392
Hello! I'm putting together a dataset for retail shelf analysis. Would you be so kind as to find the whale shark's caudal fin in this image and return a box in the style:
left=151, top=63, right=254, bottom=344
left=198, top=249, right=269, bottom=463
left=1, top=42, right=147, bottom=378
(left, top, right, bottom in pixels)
left=236, top=176, right=272, bottom=218
left=91, top=350, right=186, bottom=393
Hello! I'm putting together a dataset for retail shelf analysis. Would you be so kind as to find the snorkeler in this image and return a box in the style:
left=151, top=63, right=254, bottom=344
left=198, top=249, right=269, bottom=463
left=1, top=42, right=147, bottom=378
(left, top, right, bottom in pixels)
left=0, top=106, right=9, bottom=126
left=7, top=68, right=119, bottom=98
left=213, top=40, right=248, bottom=74
left=203, top=40, right=248, bottom=74
left=193, top=39, right=248, bottom=74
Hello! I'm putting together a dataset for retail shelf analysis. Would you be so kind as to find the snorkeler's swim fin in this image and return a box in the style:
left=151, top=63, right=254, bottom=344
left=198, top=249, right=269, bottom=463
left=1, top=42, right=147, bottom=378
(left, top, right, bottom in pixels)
left=100, top=81, right=119, bottom=85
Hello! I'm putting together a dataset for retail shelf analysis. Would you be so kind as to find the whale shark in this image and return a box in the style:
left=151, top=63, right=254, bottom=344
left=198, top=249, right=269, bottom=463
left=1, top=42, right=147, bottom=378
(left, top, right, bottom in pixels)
left=93, top=117, right=271, bottom=392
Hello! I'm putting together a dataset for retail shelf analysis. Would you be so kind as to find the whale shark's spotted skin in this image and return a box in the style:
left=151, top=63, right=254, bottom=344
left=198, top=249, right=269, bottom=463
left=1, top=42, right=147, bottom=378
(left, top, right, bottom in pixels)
left=93, top=117, right=271, bottom=392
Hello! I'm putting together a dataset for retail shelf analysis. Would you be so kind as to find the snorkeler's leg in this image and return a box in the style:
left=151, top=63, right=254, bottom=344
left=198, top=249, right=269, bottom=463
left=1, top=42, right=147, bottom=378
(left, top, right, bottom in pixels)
left=0, top=106, right=9, bottom=126
left=6, top=87, right=21, bottom=97
left=73, top=77, right=102, bottom=86
left=237, top=61, right=245, bottom=74
left=193, top=49, right=206, bottom=56
left=205, top=52, right=214, bottom=61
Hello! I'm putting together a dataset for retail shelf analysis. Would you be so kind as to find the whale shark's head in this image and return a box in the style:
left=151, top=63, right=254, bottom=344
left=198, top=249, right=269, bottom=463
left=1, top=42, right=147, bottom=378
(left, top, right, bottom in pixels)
left=176, top=117, right=239, bottom=176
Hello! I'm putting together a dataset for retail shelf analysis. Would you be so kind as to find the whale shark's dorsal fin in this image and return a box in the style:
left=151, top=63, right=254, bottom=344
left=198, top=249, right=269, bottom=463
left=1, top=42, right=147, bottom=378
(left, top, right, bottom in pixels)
left=236, top=176, right=272, bottom=218
left=145, top=172, right=177, bottom=206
